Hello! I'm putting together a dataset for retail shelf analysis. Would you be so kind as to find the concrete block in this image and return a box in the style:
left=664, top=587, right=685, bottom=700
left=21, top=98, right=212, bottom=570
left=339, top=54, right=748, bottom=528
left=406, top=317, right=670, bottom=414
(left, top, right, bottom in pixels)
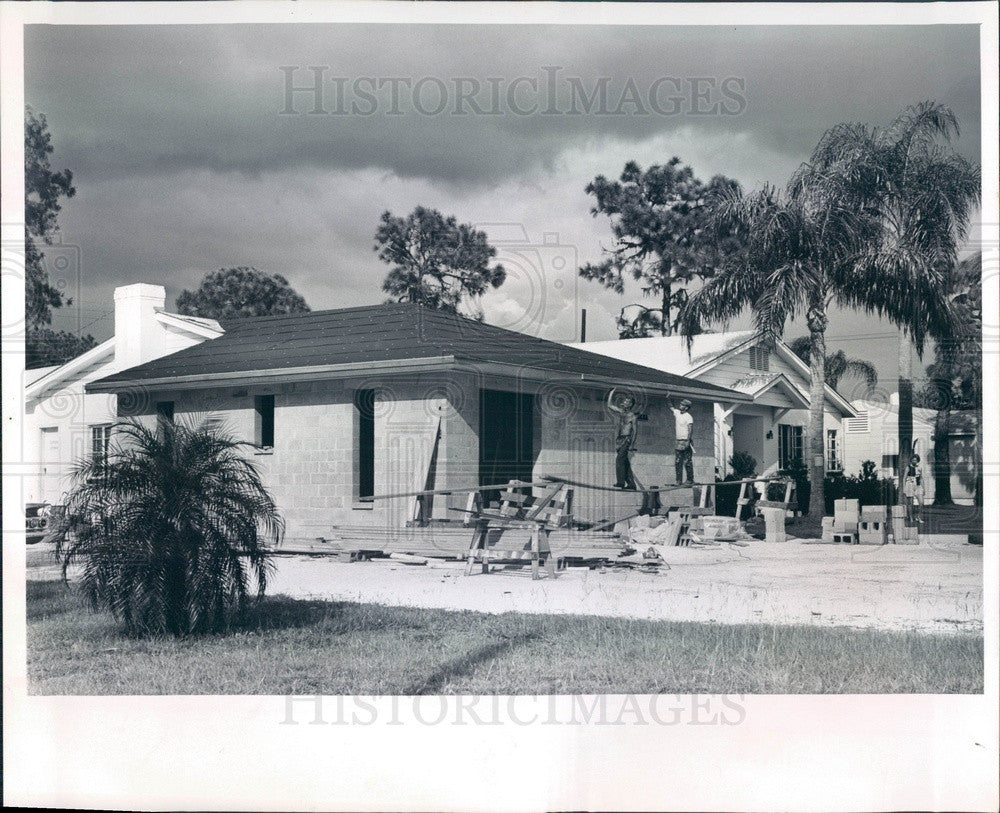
left=834, top=498, right=859, bottom=516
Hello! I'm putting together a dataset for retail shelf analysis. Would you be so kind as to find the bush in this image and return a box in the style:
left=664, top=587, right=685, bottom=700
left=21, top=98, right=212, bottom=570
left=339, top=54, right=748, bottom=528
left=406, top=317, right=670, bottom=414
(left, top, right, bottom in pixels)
left=778, top=459, right=811, bottom=514
left=53, top=419, right=284, bottom=636
left=715, top=452, right=758, bottom=518
left=730, top=451, right=757, bottom=480
left=822, top=461, right=896, bottom=514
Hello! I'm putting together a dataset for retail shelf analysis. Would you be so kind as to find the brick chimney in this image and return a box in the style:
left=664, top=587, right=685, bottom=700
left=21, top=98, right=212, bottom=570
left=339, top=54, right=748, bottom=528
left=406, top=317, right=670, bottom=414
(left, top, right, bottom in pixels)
left=113, top=283, right=166, bottom=370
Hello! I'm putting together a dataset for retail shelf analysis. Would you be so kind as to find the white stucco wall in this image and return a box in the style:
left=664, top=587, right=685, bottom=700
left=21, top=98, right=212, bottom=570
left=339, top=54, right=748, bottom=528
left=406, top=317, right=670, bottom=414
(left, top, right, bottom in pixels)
left=23, top=284, right=221, bottom=504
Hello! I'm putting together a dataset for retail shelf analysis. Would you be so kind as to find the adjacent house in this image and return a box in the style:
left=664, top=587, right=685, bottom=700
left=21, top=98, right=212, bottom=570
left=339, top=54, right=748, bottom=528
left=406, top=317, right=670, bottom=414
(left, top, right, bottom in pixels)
left=841, top=394, right=980, bottom=505
left=87, top=303, right=750, bottom=543
left=24, top=284, right=223, bottom=504
left=571, top=331, right=857, bottom=479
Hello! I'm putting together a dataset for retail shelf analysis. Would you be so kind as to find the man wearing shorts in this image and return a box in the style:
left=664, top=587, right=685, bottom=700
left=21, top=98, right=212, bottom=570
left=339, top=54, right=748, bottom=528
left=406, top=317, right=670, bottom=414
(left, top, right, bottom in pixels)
left=669, top=395, right=695, bottom=485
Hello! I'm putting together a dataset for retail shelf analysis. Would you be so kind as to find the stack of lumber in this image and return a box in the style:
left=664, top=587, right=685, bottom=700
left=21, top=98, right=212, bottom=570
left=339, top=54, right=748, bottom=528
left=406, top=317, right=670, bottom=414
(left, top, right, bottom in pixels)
left=278, top=524, right=625, bottom=562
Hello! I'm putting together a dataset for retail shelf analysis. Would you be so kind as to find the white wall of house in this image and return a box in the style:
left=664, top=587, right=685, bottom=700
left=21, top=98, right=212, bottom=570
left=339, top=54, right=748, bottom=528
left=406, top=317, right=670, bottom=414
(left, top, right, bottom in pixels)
left=841, top=395, right=977, bottom=504
left=23, top=284, right=221, bottom=504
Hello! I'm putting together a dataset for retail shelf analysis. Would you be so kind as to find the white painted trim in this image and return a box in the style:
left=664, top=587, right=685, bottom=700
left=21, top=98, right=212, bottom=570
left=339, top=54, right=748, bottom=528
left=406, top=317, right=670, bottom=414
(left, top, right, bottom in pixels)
left=748, top=372, right=811, bottom=409
left=772, top=342, right=857, bottom=417
left=666, top=334, right=858, bottom=418
left=25, top=338, right=116, bottom=402
left=154, top=310, right=224, bottom=338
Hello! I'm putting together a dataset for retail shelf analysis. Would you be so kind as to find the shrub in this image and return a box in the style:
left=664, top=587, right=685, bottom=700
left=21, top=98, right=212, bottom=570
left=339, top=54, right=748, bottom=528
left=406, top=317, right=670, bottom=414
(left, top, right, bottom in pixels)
left=778, top=459, right=811, bottom=514
left=715, top=453, right=758, bottom=518
left=822, top=461, right=896, bottom=514
left=53, top=419, right=284, bottom=636
left=729, top=451, right=757, bottom=480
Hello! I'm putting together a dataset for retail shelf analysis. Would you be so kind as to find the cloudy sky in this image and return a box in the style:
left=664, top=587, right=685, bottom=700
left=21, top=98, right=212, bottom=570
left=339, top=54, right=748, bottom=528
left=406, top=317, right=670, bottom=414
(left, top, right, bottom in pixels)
left=25, top=23, right=981, bottom=397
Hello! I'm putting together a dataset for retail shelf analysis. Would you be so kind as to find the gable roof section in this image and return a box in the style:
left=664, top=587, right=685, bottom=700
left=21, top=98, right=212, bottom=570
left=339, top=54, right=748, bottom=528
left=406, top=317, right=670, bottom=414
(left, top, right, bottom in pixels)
left=25, top=338, right=116, bottom=402
left=573, top=332, right=856, bottom=417
left=26, top=309, right=223, bottom=403
left=87, top=303, right=748, bottom=401
left=728, top=373, right=811, bottom=409
left=573, top=331, right=757, bottom=378
left=155, top=310, right=224, bottom=337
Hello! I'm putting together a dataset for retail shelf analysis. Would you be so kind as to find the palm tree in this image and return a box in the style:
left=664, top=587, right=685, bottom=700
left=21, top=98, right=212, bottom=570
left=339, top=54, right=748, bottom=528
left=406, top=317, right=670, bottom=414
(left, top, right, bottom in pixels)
left=680, top=170, right=876, bottom=518
left=787, top=336, right=878, bottom=393
left=918, top=252, right=982, bottom=504
left=808, top=102, right=981, bottom=505
left=54, top=418, right=284, bottom=636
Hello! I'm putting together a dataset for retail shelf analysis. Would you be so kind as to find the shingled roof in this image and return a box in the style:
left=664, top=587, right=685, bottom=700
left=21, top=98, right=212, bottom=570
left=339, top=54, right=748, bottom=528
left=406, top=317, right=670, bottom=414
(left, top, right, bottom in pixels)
left=87, top=303, right=747, bottom=400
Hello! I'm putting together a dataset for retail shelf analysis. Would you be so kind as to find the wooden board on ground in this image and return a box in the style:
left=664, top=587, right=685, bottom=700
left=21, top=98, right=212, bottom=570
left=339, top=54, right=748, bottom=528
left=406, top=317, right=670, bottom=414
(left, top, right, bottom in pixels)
left=280, top=524, right=625, bottom=561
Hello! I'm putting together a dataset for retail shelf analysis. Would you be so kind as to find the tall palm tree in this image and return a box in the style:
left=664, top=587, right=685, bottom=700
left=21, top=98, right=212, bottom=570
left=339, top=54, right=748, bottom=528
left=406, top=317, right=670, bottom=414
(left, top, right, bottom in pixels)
left=919, top=252, right=982, bottom=504
left=54, top=418, right=284, bottom=636
left=787, top=336, right=878, bottom=393
left=680, top=170, right=876, bottom=517
left=809, top=102, right=981, bottom=504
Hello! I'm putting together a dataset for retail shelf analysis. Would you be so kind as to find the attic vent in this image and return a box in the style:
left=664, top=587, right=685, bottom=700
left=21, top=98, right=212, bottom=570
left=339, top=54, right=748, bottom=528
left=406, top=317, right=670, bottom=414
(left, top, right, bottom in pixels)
left=845, top=413, right=870, bottom=433
left=749, top=345, right=770, bottom=372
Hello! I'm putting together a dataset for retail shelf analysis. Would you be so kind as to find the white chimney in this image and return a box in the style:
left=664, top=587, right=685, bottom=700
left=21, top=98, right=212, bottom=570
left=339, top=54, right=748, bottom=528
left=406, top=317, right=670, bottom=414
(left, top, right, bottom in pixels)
left=113, top=283, right=166, bottom=370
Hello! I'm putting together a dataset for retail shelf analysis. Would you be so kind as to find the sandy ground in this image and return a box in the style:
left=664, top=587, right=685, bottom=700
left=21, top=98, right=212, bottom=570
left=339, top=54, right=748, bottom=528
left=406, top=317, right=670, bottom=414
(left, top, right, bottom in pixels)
left=28, top=537, right=982, bottom=635
left=267, top=536, right=982, bottom=635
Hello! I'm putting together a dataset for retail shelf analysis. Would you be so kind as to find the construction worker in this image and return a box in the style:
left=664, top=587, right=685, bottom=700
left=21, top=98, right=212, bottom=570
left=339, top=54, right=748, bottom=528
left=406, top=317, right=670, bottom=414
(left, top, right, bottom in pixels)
left=607, top=387, right=638, bottom=490
left=668, top=394, right=695, bottom=485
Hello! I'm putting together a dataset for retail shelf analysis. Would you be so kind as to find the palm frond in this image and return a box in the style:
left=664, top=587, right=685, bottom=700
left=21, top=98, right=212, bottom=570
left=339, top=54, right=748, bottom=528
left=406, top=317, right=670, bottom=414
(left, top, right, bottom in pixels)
left=52, top=417, right=283, bottom=636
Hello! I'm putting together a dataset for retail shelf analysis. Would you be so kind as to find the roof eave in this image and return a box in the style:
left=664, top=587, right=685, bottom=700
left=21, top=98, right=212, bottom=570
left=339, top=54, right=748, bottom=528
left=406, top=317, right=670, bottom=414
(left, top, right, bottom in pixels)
left=86, top=353, right=751, bottom=403
left=456, top=359, right=751, bottom=402
left=25, top=338, right=117, bottom=401
left=85, top=355, right=460, bottom=393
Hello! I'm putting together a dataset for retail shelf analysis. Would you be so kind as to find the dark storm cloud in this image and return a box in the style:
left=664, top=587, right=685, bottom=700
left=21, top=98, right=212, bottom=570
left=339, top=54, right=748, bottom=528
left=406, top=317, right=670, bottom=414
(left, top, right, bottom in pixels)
left=24, top=21, right=982, bottom=371
left=26, top=24, right=980, bottom=188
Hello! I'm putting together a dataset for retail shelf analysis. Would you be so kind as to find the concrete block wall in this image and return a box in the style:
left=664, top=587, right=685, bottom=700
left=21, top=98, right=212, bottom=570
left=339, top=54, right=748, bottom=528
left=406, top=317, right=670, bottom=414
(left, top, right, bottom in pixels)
left=124, top=374, right=725, bottom=541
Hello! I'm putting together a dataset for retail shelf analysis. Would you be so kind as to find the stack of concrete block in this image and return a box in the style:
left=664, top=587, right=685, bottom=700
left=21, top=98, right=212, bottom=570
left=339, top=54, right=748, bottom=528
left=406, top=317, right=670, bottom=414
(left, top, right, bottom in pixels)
left=890, top=505, right=919, bottom=544
left=822, top=498, right=860, bottom=543
left=858, top=506, right=888, bottom=545
left=759, top=506, right=787, bottom=543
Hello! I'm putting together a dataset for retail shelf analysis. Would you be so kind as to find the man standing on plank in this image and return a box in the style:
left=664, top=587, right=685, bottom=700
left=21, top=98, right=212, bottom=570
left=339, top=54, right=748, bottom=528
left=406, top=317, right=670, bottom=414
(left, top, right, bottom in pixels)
left=607, top=387, right=638, bottom=490
left=668, top=394, right=695, bottom=485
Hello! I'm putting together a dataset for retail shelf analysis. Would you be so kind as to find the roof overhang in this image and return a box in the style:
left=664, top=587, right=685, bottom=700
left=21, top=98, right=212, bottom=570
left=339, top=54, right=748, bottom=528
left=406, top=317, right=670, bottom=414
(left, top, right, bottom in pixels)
left=86, top=354, right=752, bottom=403
left=771, top=343, right=858, bottom=417
left=154, top=310, right=224, bottom=338
left=458, top=359, right=751, bottom=402
left=746, top=373, right=811, bottom=409
left=26, top=338, right=116, bottom=402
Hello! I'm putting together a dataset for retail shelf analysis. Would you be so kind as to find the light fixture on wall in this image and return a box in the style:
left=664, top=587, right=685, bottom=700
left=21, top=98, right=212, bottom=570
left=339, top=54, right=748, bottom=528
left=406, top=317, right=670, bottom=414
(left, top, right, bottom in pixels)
left=766, top=430, right=774, bottom=440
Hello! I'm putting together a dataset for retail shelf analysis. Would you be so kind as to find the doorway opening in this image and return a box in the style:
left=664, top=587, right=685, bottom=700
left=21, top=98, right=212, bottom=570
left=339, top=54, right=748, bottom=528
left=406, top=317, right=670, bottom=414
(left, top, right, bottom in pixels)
left=479, top=389, right=534, bottom=503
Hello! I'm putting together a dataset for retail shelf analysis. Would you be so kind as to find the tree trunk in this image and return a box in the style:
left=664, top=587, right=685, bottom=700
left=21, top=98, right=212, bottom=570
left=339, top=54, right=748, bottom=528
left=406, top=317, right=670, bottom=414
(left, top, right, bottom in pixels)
left=932, top=403, right=953, bottom=505
left=662, top=282, right=671, bottom=336
left=805, top=307, right=828, bottom=517
left=897, top=331, right=914, bottom=507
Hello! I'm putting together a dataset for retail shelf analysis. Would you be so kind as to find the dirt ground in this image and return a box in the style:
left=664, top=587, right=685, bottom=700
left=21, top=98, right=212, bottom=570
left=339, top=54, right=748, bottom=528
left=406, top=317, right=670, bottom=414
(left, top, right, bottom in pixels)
left=27, top=536, right=982, bottom=635
left=264, top=536, right=981, bottom=635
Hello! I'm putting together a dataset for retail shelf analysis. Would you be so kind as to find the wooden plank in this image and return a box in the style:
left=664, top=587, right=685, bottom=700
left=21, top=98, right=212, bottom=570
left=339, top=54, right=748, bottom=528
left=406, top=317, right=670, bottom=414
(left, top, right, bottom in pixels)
left=410, top=416, right=442, bottom=524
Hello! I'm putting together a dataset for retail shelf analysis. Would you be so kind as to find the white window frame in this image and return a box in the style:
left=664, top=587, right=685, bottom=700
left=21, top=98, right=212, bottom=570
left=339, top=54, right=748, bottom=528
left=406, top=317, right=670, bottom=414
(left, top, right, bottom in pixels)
left=826, top=428, right=842, bottom=472
left=90, top=424, right=113, bottom=477
left=778, top=423, right=803, bottom=469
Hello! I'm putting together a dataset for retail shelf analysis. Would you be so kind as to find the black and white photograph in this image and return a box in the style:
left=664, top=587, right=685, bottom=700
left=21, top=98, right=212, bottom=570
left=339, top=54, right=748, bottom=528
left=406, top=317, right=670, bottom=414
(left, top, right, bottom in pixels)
left=2, top=1, right=998, bottom=810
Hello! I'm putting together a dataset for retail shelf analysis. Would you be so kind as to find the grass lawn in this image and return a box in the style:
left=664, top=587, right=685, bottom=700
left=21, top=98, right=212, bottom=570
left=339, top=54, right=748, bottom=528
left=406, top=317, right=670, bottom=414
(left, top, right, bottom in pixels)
left=27, top=580, right=982, bottom=695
